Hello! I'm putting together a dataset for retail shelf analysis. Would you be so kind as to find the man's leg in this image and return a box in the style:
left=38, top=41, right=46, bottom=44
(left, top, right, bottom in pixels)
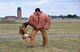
left=30, top=29, right=38, bottom=47
left=40, top=28, right=48, bottom=47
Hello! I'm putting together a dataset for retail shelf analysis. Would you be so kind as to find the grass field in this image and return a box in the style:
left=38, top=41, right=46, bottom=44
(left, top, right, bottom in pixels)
left=0, top=20, right=80, bottom=52
left=0, top=37, right=80, bottom=52
left=50, top=20, right=80, bottom=34
left=0, top=20, right=80, bottom=34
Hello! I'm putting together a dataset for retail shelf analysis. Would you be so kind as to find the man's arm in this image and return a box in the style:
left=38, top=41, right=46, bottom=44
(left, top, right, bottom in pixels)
left=44, top=15, right=51, bottom=30
left=28, top=16, right=39, bottom=29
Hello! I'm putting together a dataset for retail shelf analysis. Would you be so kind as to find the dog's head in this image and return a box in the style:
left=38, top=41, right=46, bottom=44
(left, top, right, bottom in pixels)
left=19, top=22, right=29, bottom=39
left=19, top=22, right=28, bottom=35
left=19, top=26, right=26, bottom=35
left=19, top=25, right=28, bottom=39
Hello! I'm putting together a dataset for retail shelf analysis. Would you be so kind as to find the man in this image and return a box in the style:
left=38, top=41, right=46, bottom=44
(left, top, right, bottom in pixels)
left=28, top=8, right=51, bottom=47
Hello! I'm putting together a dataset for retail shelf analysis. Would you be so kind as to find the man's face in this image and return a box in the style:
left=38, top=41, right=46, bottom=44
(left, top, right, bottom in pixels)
left=36, top=11, right=41, bottom=15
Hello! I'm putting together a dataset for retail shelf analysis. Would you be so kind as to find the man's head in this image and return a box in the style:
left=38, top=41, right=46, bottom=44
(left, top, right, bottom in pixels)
left=35, top=8, right=41, bottom=15
left=35, top=8, right=40, bottom=12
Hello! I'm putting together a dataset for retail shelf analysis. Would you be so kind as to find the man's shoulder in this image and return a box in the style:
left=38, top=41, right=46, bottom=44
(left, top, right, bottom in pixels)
left=41, top=12, right=48, bottom=17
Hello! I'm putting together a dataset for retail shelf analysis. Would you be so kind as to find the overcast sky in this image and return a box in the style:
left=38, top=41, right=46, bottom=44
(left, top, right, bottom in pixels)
left=0, top=0, right=80, bottom=17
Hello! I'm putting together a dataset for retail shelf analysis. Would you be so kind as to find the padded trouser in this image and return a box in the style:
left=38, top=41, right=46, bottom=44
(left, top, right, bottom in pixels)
left=40, top=28, right=48, bottom=47
left=30, top=28, right=48, bottom=47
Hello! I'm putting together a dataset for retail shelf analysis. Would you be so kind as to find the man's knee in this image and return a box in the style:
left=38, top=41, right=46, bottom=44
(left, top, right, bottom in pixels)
left=30, top=35, right=35, bottom=40
left=43, top=36, right=48, bottom=40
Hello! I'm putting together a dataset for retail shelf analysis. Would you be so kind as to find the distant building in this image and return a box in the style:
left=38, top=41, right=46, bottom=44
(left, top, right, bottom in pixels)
left=17, top=7, right=22, bottom=19
left=4, top=16, right=17, bottom=20
left=4, top=7, right=22, bottom=20
left=2, top=7, right=28, bottom=20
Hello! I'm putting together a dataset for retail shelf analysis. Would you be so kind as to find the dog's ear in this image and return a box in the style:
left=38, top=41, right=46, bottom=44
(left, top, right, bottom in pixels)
left=19, top=25, right=21, bottom=28
left=19, top=25, right=23, bottom=30
left=19, top=26, right=24, bottom=35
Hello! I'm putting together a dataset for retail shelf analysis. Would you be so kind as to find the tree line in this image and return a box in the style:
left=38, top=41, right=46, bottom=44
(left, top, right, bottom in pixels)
left=49, top=14, right=80, bottom=19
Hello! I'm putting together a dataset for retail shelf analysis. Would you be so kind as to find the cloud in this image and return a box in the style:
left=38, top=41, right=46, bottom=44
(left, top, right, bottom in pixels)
left=0, top=2, right=18, bottom=17
left=0, top=0, right=80, bottom=17
left=0, top=0, right=49, bottom=17
left=34, top=0, right=48, bottom=6
left=0, top=0, right=48, bottom=7
left=22, top=0, right=48, bottom=6
left=0, top=0, right=48, bottom=10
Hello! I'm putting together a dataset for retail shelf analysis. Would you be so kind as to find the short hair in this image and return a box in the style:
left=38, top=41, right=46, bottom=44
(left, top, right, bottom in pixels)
left=35, top=8, right=40, bottom=12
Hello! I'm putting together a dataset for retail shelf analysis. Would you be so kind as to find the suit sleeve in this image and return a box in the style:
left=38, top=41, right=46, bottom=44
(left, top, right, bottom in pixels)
left=45, top=15, right=51, bottom=30
left=28, top=16, right=39, bottom=29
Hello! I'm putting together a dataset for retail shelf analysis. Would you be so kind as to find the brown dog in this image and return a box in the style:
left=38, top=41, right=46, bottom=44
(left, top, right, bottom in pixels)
left=19, top=22, right=30, bottom=41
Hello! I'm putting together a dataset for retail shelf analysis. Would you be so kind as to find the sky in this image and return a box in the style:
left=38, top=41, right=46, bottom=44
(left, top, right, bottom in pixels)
left=0, top=0, right=80, bottom=18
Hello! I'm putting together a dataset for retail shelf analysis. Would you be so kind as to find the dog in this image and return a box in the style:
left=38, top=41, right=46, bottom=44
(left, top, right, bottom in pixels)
left=19, top=22, right=30, bottom=41
left=19, top=21, right=38, bottom=40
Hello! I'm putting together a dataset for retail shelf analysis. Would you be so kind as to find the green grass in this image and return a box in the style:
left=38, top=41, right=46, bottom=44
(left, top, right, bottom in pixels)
left=0, top=20, right=19, bottom=24
left=0, top=24, right=20, bottom=34
left=0, top=20, right=80, bottom=34
left=0, top=20, right=80, bottom=52
left=49, top=20, right=80, bottom=34
left=0, top=38, right=80, bottom=52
